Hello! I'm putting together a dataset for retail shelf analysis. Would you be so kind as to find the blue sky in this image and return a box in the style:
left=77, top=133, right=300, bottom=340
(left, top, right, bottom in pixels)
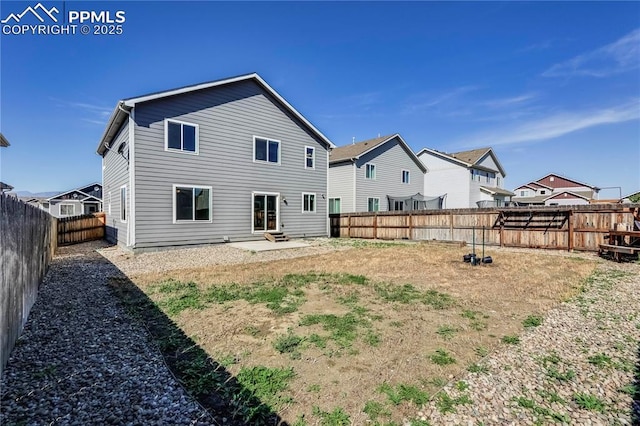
left=1, top=1, right=638, bottom=197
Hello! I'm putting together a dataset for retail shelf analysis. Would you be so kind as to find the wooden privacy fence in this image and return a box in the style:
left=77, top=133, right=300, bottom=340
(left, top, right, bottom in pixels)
left=1, top=194, right=56, bottom=375
left=57, top=212, right=106, bottom=246
left=329, top=204, right=639, bottom=252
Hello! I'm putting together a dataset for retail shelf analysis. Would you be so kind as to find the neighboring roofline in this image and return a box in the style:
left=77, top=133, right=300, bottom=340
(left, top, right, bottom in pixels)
left=78, top=182, right=103, bottom=190
left=480, top=186, right=515, bottom=196
left=416, top=147, right=504, bottom=176
left=535, top=173, right=598, bottom=190
left=513, top=184, right=537, bottom=191
left=416, top=147, right=472, bottom=168
left=332, top=134, right=427, bottom=173
left=543, top=191, right=591, bottom=202
left=47, top=188, right=93, bottom=201
left=97, top=73, right=335, bottom=155
left=82, top=195, right=103, bottom=202
left=527, top=181, right=553, bottom=190
left=0, top=133, right=9, bottom=147
left=475, top=148, right=506, bottom=177
left=620, top=190, right=640, bottom=200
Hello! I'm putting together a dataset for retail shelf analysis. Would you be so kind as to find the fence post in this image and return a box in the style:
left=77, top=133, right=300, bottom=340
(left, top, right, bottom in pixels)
left=373, top=213, right=377, bottom=239
left=567, top=210, right=573, bottom=252
left=348, top=214, right=352, bottom=238
left=408, top=211, right=413, bottom=239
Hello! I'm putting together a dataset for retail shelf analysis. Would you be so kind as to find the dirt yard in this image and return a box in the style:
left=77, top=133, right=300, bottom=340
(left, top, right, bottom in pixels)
left=115, top=241, right=599, bottom=425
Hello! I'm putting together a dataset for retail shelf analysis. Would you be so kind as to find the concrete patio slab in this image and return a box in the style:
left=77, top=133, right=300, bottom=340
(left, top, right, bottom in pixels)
left=228, top=240, right=310, bottom=252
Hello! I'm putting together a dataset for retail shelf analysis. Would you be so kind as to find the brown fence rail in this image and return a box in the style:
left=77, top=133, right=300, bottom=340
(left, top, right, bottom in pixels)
left=330, top=203, right=640, bottom=252
left=57, top=212, right=106, bottom=246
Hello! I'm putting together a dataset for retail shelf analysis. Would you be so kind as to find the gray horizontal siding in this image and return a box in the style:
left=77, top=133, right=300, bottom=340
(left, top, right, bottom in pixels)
left=355, top=139, right=425, bottom=212
left=328, top=163, right=354, bottom=213
left=102, top=123, right=129, bottom=246
left=132, top=80, right=328, bottom=248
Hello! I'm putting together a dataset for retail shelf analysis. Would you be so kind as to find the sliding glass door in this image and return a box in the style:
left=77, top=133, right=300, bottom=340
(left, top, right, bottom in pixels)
left=253, top=193, right=279, bottom=232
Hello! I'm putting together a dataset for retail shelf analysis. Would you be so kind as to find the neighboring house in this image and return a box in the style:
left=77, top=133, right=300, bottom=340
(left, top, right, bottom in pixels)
left=97, top=73, right=335, bottom=250
left=0, top=133, right=9, bottom=148
left=416, top=147, right=513, bottom=208
left=46, top=183, right=103, bottom=217
left=0, top=182, right=13, bottom=193
left=620, top=190, right=640, bottom=203
left=328, top=134, right=430, bottom=213
left=512, top=173, right=600, bottom=206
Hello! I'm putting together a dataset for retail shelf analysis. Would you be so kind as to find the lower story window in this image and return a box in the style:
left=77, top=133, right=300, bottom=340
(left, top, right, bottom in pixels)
left=303, top=193, right=316, bottom=213
left=60, top=204, right=75, bottom=216
left=175, top=185, right=211, bottom=222
left=329, top=198, right=341, bottom=214
left=393, top=201, right=404, bottom=211
left=367, top=197, right=379, bottom=212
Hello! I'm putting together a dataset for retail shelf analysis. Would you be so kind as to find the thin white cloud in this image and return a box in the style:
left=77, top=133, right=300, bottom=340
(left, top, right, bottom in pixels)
left=457, top=101, right=639, bottom=147
left=402, top=86, right=478, bottom=114
left=481, top=93, right=538, bottom=109
left=51, top=98, right=112, bottom=125
left=543, top=28, right=640, bottom=78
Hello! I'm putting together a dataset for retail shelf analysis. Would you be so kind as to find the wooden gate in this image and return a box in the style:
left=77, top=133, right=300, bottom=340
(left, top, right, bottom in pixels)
left=57, top=212, right=105, bottom=246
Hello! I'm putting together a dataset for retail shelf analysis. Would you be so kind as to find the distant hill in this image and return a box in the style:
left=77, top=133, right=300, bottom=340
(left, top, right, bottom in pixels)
left=14, top=190, right=61, bottom=198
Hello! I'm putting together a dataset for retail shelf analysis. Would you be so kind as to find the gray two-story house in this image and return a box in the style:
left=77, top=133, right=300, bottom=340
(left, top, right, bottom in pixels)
left=97, top=73, right=335, bottom=250
left=328, top=134, right=429, bottom=213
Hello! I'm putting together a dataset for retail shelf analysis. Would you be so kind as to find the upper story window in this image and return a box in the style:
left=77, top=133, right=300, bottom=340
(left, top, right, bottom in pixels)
left=540, top=190, right=546, bottom=195
left=470, top=169, right=480, bottom=182
left=402, top=170, right=410, bottom=184
left=254, top=136, right=280, bottom=164
left=365, top=163, right=376, bottom=180
left=497, top=176, right=501, bottom=187
left=165, top=119, right=198, bottom=154
left=305, top=146, right=315, bottom=169
left=520, top=190, right=526, bottom=197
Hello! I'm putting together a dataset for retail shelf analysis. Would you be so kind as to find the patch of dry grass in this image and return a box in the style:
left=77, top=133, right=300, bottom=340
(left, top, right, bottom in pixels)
left=131, top=241, right=597, bottom=424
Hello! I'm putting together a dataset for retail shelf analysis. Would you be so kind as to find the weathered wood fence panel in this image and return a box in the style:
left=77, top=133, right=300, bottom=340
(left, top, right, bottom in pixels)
left=57, top=212, right=105, bottom=246
left=1, top=194, right=56, bottom=375
left=330, top=204, right=639, bottom=252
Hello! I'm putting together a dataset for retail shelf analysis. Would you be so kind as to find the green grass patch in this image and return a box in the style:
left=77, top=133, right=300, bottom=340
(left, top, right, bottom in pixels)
left=573, top=393, right=605, bottom=412
left=378, top=383, right=429, bottom=406
left=435, top=392, right=472, bottom=414
left=362, top=400, right=391, bottom=421
left=467, top=363, right=489, bottom=374
left=273, top=331, right=304, bottom=356
left=436, top=325, right=459, bottom=340
left=513, top=395, right=570, bottom=422
left=501, top=335, right=520, bottom=345
left=312, top=406, right=351, bottom=425
left=429, top=349, right=456, bottom=366
left=236, top=366, right=295, bottom=410
left=299, top=312, right=366, bottom=348
left=587, top=353, right=613, bottom=368
left=474, top=346, right=489, bottom=357
left=545, top=366, right=576, bottom=382
left=522, top=314, right=543, bottom=328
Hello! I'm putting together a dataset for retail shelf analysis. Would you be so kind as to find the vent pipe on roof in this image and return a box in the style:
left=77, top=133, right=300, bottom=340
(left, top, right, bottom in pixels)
left=352, top=137, right=355, bottom=145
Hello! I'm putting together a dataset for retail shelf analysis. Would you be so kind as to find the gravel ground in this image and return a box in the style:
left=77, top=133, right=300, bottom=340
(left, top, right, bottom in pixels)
left=0, top=241, right=212, bottom=425
left=415, top=261, right=640, bottom=425
left=97, top=238, right=350, bottom=277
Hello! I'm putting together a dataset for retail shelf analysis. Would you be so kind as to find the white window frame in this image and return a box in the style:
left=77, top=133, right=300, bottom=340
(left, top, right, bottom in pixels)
left=365, top=163, right=376, bottom=180
left=164, top=119, right=199, bottom=155
left=60, top=203, right=75, bottom=216
left=302, top=192, right=316, bottom=213
left=120, top=185, right=127, bottom=223
left=367, top=197, right=380, bottom=212
left=172, top=184, right=213, bottom=224
left=304, top=146, right=315, bottom=169
left=329, top=197, right=341, bottom=214
left=253, top=136, right=281, bottom=165
left=401, top=169, right=410, bottom=184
